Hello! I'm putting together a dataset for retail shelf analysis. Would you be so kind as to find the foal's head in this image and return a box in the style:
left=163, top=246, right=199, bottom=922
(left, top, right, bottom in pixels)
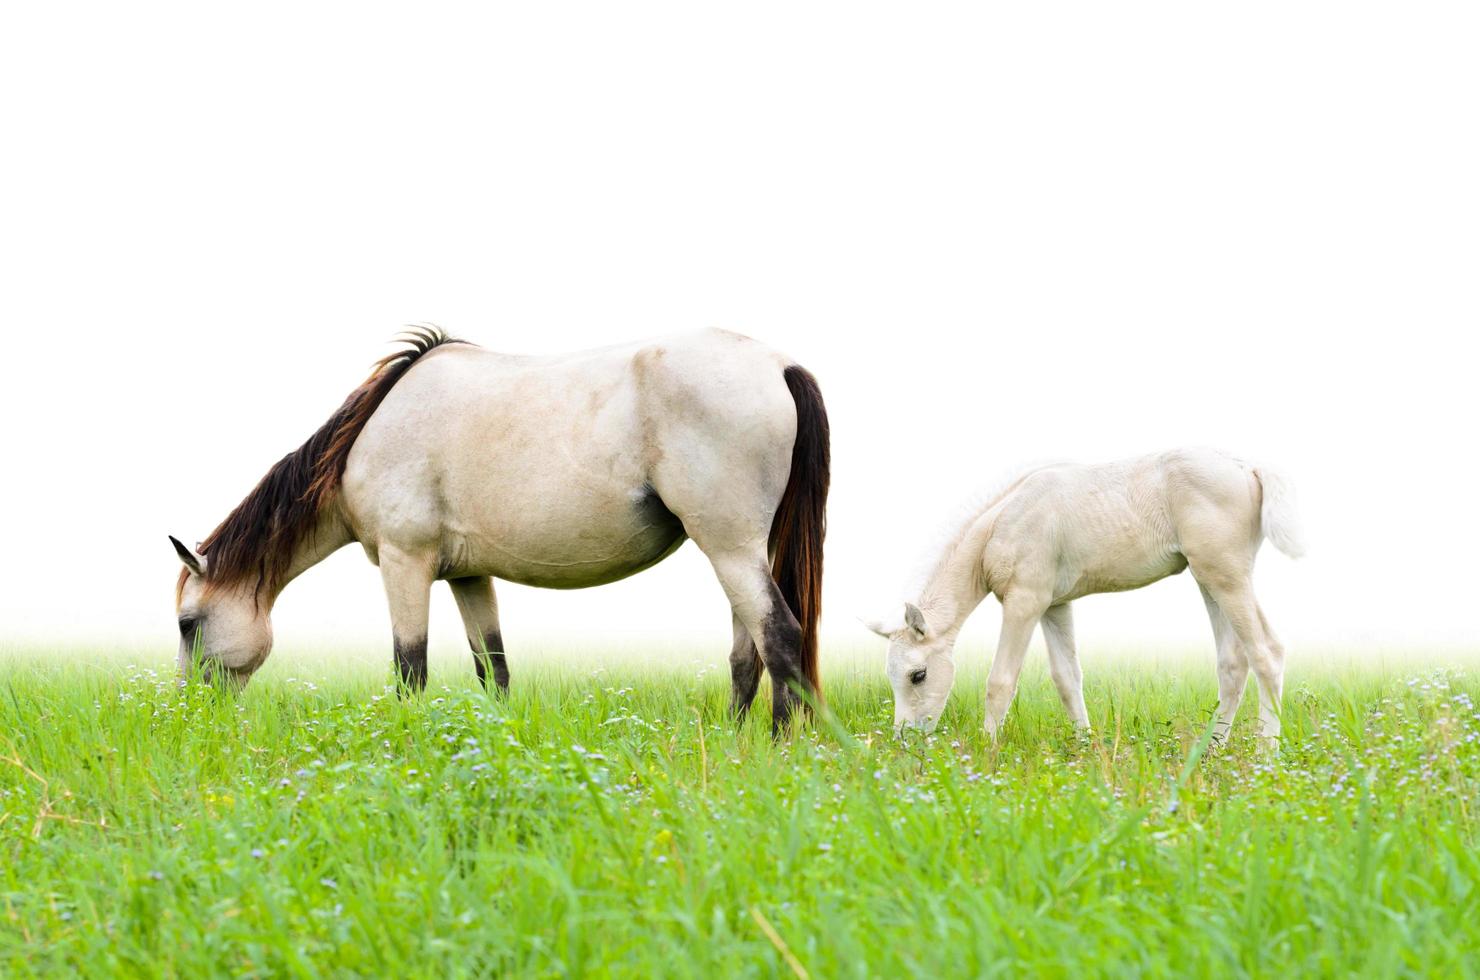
left=171, top=536, right=273, bottom=689
left=865, top=602, right=957, bottom=733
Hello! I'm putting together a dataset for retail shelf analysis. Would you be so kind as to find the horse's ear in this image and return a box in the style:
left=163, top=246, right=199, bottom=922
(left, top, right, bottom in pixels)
left=903, top=602, right=929, bottom=639
left=170, top=535, right=204, bottom=576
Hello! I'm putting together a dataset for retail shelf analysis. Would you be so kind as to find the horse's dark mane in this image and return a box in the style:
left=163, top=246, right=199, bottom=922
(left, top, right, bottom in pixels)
left=182, top=327, right=464, bottom=602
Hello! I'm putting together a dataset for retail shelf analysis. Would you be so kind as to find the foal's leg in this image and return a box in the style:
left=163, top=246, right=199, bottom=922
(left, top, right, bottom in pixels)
left=379, top=546, right=437, bottom=692
left=448, top=576, right=509, bottom=693
left=983, top=594, right=1049, bottom=740
left=728, top=612, right=764, bottom=722
left=1040, top=603, right=1090, bottom=730
left=707, top=550, right=808, bottom=736
left=1254, top=601, right=1288, bottom=735
left=1192, top=570, right=1284, bottom=741
left=1200, top=583, right=1248, bottom=742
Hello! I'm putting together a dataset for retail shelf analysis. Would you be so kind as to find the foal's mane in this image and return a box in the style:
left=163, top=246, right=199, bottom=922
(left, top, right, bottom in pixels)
left=900, top=460, right=1064, bottom=601
left=181, top=327, right=464, bottom=601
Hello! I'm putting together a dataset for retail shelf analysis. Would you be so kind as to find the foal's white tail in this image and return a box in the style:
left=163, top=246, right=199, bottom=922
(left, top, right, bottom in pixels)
left=1254, top=466, right=1306, bottom=559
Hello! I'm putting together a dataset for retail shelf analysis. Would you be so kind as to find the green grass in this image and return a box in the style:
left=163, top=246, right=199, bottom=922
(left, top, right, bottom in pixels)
left=2, top=650, right=1479, bottom=977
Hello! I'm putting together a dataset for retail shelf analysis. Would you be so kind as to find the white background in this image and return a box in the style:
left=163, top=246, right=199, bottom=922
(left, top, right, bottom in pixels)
left=2, top=3, right=1476, bottom=671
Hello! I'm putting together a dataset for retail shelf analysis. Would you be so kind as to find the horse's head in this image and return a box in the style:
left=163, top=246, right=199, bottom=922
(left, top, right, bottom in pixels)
left=171, top=536, right=273, bottom=688
left=864, top=601, right=957, bottom=733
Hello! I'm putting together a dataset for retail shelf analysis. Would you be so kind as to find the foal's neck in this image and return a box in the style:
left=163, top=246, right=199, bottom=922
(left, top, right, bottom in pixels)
left=916, top=512, right=995, bottom=636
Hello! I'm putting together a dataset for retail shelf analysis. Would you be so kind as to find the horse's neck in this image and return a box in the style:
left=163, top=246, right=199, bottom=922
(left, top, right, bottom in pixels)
left=916, top=511, right=995, bottom=634
left=269, top=510, right=354, bottom=605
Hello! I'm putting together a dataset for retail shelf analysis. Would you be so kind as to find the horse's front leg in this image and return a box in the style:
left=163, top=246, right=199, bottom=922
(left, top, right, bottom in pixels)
left=449, top=576, right=509, bottom=694
left=379, top=546, right=436, bottom=692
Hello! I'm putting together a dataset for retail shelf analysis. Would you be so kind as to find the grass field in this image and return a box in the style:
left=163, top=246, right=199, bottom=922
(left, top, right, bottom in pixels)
left=2, top=649, right=1478, bottom=977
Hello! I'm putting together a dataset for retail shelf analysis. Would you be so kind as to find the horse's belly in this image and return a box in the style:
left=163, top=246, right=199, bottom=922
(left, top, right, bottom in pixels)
left=449, top=489, right=687, bottom=589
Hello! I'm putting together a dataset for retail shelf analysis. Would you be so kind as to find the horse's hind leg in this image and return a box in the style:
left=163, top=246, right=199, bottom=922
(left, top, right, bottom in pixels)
left=706, top=549, right=807, bottom=736
left=449, top=576, right=509, bottom=693
left=728, top=612, right=764, bottom=722
left=1041, top=603, right=1090, bottom=730
left=642, top=384, right=803, bottom=733
left=1200, top=583, right=1249, bottom=742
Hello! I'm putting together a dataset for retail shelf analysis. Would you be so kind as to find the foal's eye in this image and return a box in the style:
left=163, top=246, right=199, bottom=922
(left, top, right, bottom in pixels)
left=909, top=668, right=928, bottom=686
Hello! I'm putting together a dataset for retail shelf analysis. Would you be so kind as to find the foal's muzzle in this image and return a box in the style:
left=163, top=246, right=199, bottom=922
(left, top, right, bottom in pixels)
left=894, top=714, right=940, bottom=736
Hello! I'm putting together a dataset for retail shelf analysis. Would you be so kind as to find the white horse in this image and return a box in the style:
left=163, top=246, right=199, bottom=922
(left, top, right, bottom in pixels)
left=865, top=449, right=1304, bottom=742
left=172, top=327, right=829, bottom=733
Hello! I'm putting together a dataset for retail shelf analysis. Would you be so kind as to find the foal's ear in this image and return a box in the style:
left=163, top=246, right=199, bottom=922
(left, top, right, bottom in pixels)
left=170, top=535, right=204, bottom=576
left=860, top=606, right=905, bottom=637
left=861, top=602, right=930, bottom=639
left=903, top=602, right=929, bottom=640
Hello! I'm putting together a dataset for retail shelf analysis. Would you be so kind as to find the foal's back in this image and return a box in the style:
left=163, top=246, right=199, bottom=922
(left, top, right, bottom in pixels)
left=988, top=449, right=1260, bottom=602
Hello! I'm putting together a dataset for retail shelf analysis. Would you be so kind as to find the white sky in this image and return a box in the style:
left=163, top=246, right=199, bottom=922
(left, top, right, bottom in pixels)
left=2, top=3, right=1476, bottom=670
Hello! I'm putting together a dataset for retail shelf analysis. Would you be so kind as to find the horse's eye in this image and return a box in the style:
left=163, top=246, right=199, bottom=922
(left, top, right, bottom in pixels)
left=909, top=668, right=928, bottom=686
left=179, top=617, right=197, bottom=638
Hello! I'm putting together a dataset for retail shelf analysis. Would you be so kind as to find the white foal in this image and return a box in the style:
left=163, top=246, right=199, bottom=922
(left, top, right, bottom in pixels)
left=865, top=449, right=1304, bottom=742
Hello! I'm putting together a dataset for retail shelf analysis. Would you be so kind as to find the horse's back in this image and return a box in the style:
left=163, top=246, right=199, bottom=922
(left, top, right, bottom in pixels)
left=339, top=330, right=799, bottom=585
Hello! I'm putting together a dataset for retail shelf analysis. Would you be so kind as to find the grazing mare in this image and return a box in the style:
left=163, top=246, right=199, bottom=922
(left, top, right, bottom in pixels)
left=865, top=449, right=1304, bottom=742
left=172, top=328, right=829, bottom=732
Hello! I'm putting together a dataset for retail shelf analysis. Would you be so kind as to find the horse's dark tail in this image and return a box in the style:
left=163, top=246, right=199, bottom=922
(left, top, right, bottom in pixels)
left=770, top=364, right=831, bottom=708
